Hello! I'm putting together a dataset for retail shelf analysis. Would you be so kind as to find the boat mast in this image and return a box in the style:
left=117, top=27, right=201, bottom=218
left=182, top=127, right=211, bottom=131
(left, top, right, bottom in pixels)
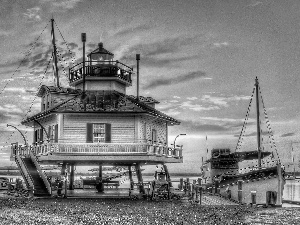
left=51, top=18, right=60, bottom=87
left=255, top=77, right=262, bottom=169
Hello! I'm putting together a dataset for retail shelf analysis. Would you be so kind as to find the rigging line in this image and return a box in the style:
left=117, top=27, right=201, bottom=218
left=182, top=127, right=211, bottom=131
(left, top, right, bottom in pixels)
left=54, top=20, right=76, bottom=66
left=0, top=21, right=50, bottom=97
left=4, top=55, right=54, bottom=148
left=56, top=48, right=69, bottom=80
left=258, top=85, right=280, bottom=163
left=235, top=85, right=256, bottom=152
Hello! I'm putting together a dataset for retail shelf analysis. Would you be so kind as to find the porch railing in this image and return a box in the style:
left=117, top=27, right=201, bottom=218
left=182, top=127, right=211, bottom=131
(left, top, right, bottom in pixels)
left=16, top=143, right=183, bottom=158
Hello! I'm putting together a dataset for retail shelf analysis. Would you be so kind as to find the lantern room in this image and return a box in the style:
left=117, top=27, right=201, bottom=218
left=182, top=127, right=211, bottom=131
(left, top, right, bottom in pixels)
left=69, top=42, right=133, bottom=94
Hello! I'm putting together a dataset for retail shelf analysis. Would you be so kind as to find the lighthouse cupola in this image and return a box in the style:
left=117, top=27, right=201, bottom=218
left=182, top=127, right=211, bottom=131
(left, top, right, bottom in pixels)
left=69, top=42, right=133, bottom=94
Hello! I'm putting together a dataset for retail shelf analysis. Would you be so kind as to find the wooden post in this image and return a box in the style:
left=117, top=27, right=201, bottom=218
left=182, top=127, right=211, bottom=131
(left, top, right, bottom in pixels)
left=162, top=164, right=172, bottom=187
left=199, top=186, right=202, bottom=205
left=128, top=165, right=134, bottom=190
left=266, top=191, right=271, bottom=207
left=186, top=178, right=190, bottom=195
left=215, top=179, right=220, bottom=194
left=198, top=178, right=202, bottom=186
left=251, top=191, right=256, bottom=206
left=238, top=180, right=243, bottom=203
left=195, top=186, right=200, bottom=204
left=69, top=164, right=74, bottom=190
left=135, top=164, right=145, bottom=194
left=61, top=163, right=66, bottom=176
left=97, top=164, right=104, bottom=193
left=192, top=180, right=196, bottom=201
left=179, top=178, right=183, bottom=190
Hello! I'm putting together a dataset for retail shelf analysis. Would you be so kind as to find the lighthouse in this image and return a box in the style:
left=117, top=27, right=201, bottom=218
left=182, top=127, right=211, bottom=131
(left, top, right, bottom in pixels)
left=10, top=33, right=183, bottom=197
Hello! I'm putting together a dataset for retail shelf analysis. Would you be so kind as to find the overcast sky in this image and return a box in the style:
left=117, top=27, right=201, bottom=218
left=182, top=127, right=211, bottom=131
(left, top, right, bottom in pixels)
left=0, top=0, right=299, bottom=172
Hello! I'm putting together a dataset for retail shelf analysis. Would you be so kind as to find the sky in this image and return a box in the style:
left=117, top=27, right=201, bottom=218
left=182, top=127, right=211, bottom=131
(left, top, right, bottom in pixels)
left=0, top=0, right=300, bottom=173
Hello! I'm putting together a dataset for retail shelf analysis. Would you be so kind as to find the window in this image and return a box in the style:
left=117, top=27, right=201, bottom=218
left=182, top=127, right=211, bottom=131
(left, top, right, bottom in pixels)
left=93, top=124, right=106, bottom=143
left=86, top=123, right=111, bottom=143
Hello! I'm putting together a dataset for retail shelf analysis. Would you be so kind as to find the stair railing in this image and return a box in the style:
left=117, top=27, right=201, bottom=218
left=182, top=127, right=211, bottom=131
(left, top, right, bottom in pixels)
left=15, top=152, right=34, bottom=191
left=29, top=149, right=52, bottom=195
left=14, top=156, right=30, bottom=188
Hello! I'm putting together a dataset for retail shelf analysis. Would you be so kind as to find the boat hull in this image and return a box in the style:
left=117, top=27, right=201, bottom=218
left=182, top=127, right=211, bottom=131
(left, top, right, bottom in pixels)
left=206, top=164, right=285, bottom=206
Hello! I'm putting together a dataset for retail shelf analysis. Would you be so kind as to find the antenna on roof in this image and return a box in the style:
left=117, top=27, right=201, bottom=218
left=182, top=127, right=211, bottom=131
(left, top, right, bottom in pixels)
left=136, top=54, right=140, bottom=101
left=81, top=33, right=86, bottom=94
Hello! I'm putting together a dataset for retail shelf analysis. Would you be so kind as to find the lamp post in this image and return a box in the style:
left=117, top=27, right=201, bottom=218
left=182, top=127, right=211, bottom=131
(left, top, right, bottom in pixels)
left=173, top=134, right=186, bottom=148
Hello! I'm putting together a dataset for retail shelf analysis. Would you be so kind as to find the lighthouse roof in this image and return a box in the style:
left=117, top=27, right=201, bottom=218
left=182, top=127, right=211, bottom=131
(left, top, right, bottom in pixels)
left=37, top=85, right=81, bottom=97
left=22, top=88, right=179, bottom=125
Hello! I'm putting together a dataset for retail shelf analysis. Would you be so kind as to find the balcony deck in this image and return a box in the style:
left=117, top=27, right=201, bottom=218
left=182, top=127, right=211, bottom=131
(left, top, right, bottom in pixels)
left=11, top=143, right=183, bottom=166
left=69, top=60, right=132, bottom=85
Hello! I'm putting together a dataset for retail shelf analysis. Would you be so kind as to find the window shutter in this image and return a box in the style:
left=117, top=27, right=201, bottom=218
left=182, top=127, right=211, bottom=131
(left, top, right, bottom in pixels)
left=54, top=124, right=58, bottom=143
left=86, top=123, right=93, bottom=143
left=40, top=129, right=43, bottom=142
left=33, top=130, right=37, bottom=143
left=105, top=123, right=111, bottom=143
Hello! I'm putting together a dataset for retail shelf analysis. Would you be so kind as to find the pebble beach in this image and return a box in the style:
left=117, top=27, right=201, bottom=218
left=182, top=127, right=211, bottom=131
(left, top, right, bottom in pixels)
left=1, top=195, right=300, bottom=225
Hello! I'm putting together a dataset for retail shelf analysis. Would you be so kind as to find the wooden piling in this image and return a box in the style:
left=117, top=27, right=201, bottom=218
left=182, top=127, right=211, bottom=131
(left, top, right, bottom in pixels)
left=163, top=164, right=172, bottom=187
left=135, top=164, right=145, bottom=194
left=251, top=191, right=256, bottom=205
left=238, top=180, right=243, bottom=203
left=128, top=165, right=134, bottom=190
left=215, top=179, right=220, bottom=194
left=69, top=164, right=74, bottom=190
left=179, top=178, right=183, bottom=190
left=192, top=180, right=196, bottom=201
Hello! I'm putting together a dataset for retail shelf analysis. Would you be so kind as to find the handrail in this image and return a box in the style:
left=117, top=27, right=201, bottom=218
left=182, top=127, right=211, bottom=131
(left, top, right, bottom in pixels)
left=15, top=154, right=34, bottom=190
left=30, top=142, right=182, bottom=158
left=14, top=157, right=30, bottom=188
left=29, top=149, right=52, bottom=195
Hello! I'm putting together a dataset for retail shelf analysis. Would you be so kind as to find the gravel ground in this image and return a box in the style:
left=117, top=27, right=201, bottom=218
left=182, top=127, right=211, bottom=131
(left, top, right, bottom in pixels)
left=0, top=197, right=256, bottom=225
left=1, top=197, right=300, bottom=224
left=245, top=208, right=300, bottom=225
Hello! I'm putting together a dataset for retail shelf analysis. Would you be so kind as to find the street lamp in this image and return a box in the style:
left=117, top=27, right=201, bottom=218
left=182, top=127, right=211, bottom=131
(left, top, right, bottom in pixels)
left=173, top=134, right=186, bottom=148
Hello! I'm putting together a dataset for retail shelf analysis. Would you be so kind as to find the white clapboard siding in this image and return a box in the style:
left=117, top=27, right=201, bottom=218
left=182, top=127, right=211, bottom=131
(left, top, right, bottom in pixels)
left=63, top=114, right=135, bottom=143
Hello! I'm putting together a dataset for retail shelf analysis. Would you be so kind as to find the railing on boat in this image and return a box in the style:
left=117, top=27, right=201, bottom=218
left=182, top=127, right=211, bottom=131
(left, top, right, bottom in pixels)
left=11, top=143, right=183, bottom=159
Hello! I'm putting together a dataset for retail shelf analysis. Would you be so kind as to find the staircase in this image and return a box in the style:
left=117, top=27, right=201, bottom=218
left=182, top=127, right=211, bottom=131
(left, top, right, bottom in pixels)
left=11, top=144, right=52, bottom=197
left=21, top=158, right=51, bottom=196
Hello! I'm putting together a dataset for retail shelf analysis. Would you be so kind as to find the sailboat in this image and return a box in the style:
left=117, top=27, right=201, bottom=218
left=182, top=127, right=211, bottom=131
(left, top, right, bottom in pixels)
left=201, top=77, right=285, bottom=206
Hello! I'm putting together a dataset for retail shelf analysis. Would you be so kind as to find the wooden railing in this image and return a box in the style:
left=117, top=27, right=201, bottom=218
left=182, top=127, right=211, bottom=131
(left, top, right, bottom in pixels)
left=15, top=154, right=34, bottom=190
left=29, top=150, right=52, bottom=195
left=28, top=143, right=183, bottom=158
left=11, top=143, right=183, bottom=159
left=69, top=60, right=132, bottom=84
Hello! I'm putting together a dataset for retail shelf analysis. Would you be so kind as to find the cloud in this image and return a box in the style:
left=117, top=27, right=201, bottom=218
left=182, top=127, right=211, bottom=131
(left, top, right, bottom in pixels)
left=280, top=132, right=295, bottom=137
left=246, top=1, right=263, bottom=7
left=144, top=71, right=206, bottom=89
left=233, top=131, right=271, bottom=137
left=200, top=94, right=250, bottom=107
left=41, top=0, right=83, bottom=10
left=180, top=101, right=220, bottom=112
left=179, top=119, right=230, bottom=134
left=0, top=104, right=23, bottom=115
left=115, top=24, right=153, bottom=37
left=117, top=36, right=199, bottom=67
left=213, top=42, right=229, bottom=48
left=23, top=7, right=41, bottom=22
left=186, top=97, right=198, bottom=100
